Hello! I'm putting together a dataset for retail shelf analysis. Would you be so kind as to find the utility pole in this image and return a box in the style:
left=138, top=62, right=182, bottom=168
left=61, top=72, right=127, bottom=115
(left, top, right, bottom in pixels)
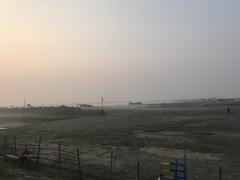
left=23, top=98, right=26, bottom=121
left=101, top=96, right=104, bottom=112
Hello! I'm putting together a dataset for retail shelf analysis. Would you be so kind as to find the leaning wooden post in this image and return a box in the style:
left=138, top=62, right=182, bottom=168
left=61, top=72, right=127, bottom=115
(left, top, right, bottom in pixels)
left=219, top=166, right=222, bottom=180
left=58, top=142, right=61, bottom=169
left=37, top=137, right=41, bottom=166
left=77, top=147, right=82, bottom=180
left=137, top=161, right=140, bottom=180
left=13, top=136, right=17, bottom=155
left=110, top=151, right=113, bottom=180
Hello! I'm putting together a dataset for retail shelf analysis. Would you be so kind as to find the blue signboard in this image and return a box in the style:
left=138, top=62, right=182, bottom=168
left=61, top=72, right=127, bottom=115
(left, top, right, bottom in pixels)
left=159, top=161, right=186, bottom=180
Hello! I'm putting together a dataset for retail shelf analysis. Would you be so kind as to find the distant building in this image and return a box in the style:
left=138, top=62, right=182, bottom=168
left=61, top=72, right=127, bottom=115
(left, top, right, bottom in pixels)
left=27, top=104, right=33, bottom=108
left=77, top=104, right=94, bottom=110
left=129, top=102, right=142, bottom=106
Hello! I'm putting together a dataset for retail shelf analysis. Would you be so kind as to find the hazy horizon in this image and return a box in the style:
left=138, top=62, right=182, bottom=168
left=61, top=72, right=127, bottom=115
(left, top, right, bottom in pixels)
left=0, top=0, right=240, bottom=106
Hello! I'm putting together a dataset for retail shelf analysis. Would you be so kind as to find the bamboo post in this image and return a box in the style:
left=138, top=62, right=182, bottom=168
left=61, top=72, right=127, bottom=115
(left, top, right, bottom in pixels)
left=13, top=136, right=17, bottom=155
left=37, top=137, right=41, bottom=166
left=77, top=147, right=82, bottom=180
left=137, top=161, right=140, bottom=180
left=58, top=142, right=61, bottom=169
left=219, top=166, right=222, bottom=180
left=110, top=151, right=113, bottom=180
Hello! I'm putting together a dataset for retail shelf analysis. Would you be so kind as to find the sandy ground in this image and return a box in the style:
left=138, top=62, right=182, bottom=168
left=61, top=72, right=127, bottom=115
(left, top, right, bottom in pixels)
left=142, top=147, right=222, bottom=161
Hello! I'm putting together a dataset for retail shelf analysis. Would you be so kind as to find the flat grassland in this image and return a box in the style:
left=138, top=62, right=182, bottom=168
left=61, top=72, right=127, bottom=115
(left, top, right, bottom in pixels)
left=0, top=102, right=240, bottom=180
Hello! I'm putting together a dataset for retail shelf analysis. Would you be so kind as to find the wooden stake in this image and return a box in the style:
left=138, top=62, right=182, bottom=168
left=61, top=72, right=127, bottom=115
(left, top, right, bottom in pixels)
left=58, top=142, right=61, bottom=169
left=137, top=161, right=140, bottom=180
left=37, top=137, right=41, bottom=166
left=184, top=150, right=187, bottom=180
left=13, top=136, right=17, bottom=155
left=219, top=166, right=222, bottom=180
left=110, top=151, right=113, bottom=180
left=77, top=147, right=82, bottom=180
left=3, top=137, right=6, bottom=155
left=175, top=159, right=178, bottom=178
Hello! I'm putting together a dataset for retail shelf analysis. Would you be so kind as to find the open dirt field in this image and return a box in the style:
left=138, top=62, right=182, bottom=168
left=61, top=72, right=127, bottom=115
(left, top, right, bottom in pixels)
left=0, top=102, right=240, bottom=180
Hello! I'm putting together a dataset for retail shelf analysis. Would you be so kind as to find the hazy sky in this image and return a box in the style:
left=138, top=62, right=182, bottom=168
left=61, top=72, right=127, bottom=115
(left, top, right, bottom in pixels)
left=0, top=0, right=240, bottom=106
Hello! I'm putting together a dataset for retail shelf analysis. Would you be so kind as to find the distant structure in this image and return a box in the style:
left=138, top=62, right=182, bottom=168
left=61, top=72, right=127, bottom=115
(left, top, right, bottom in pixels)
left=129, top=102, right=142, bottom=106
left=205, top=98, right=236, bottom=104
left=77, top=104, right=94, bottom=110
left=27, top=104, right=33, bottom=108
